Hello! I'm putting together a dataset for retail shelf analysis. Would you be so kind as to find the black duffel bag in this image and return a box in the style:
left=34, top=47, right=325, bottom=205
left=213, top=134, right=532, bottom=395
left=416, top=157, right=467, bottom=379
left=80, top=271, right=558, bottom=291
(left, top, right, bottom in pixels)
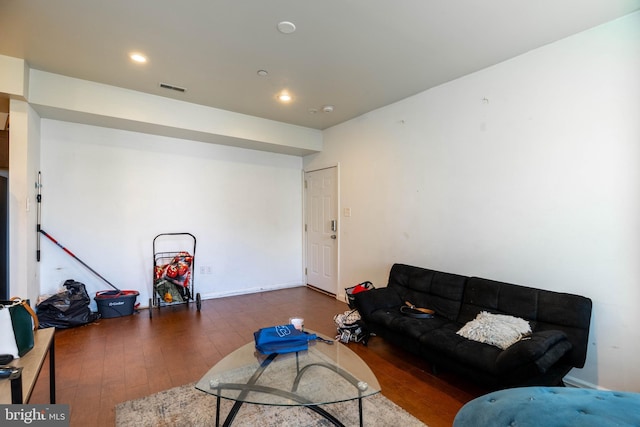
left=36, top=280, right=100, bottom=328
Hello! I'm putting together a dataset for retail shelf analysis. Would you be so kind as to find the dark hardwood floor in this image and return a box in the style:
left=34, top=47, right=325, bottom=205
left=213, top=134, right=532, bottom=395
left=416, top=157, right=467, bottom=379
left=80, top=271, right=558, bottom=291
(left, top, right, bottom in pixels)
left=28, top=287, right=488, bottom=426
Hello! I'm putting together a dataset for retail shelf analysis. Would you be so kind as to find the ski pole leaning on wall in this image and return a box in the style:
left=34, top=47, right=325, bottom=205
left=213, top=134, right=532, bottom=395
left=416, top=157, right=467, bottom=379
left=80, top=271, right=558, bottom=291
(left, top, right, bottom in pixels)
left=34, top=171, right=119, bottom=291
left=34, top=170, right=139, bottom=319
left=39, top=229, right=122, bottom=293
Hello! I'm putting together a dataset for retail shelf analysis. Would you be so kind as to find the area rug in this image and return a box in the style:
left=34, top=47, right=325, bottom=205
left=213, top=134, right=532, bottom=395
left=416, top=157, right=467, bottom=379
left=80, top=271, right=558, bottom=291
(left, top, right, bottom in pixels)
left=115, top=382, right=426, bottom=426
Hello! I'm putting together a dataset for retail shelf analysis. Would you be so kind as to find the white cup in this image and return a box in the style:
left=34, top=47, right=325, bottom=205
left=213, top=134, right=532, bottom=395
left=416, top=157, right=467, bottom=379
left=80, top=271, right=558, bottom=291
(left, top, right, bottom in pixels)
left=289, top=317, right=304, bottom=331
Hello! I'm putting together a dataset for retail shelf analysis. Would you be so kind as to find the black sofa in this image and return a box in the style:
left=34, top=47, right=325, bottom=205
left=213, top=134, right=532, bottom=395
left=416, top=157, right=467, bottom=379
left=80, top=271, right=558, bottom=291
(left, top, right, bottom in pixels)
left=353, top=263, right=592, bottom=389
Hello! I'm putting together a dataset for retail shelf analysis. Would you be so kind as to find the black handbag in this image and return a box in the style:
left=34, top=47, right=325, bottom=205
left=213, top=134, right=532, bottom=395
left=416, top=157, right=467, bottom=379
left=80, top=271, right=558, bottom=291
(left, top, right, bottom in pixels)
left=0, top=298, right=39, bottom=357
left=334, top=309, right=370, bottom=345
left=345, top=281, right=375, bottom=309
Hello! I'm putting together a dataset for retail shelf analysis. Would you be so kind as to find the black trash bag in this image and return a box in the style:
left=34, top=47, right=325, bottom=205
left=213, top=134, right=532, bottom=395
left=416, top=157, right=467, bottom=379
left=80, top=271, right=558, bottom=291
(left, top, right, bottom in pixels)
left=36, top=279, right=100, bottom=328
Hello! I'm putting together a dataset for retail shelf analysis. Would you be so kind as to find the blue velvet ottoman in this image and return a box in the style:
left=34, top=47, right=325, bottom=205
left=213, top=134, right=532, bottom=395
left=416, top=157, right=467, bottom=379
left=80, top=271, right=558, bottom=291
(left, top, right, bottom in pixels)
left=453, top=386, right=640, bottom=427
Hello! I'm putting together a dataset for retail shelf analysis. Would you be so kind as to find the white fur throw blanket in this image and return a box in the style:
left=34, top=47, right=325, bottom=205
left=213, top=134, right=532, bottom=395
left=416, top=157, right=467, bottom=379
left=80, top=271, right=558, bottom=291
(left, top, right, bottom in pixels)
left=457, top=311, right=532, bottom=350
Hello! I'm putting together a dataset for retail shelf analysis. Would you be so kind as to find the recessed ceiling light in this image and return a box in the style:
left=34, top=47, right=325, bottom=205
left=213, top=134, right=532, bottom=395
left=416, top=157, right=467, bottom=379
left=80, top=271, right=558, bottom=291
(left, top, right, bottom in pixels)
left=322, top=105, right=334, bottom=113
left=257, top=69, right=269, bottom=77
left=277, top=21, right=296, bottom=34
left=277, top=93, right=293, bottom=103
left=129, top=53, right=147, bottom=63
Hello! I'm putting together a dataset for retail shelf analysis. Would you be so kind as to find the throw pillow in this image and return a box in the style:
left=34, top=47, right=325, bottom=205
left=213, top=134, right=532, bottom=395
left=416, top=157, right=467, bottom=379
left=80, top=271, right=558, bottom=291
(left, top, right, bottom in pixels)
left=457, top=311, right=531, bottom=350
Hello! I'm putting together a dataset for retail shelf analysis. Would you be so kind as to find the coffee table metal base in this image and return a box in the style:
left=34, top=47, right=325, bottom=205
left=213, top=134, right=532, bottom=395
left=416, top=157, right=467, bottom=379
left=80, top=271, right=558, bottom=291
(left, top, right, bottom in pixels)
left=212, top=353, right=365, bottom=427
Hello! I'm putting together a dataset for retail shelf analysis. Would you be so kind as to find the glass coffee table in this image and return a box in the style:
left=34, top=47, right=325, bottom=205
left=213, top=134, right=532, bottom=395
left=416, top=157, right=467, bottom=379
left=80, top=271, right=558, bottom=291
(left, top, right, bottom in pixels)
left=195, top=331, right=380, bottom=427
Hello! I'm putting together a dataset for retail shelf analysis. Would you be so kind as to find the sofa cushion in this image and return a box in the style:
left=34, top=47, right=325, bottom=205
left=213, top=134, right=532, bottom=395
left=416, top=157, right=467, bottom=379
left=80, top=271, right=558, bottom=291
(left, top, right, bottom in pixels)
left=421, top=325, right=573, bottom=377
left=496, top=330, right=572, bottom=373
left=365, top=307, right=449, bottom=339
left=533, top=339, right=573, bottom=373
left=536, top=291, right=592, bottom=368
left=366, top=308, right=403, bottom=329
left=387, top=264, right=466, bottom=321
left=458, top=277, right=540, bottom=325
left=420, top=324, right=503, bottom=374
left=389, top=312, right=450, bottom=340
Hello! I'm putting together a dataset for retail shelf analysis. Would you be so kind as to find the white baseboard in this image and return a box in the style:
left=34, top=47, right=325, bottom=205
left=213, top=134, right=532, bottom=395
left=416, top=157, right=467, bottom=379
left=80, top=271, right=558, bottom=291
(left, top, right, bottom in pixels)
left=200, top=282, right=304, bottom=300
left=141, top=283, right=328, bottom=309
left=563, top=375, right=607, bottom=390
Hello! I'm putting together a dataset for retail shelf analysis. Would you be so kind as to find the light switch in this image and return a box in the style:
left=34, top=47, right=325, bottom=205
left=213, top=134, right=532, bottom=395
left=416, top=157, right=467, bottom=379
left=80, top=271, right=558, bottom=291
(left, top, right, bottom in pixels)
left=344, top=208, right=351, bottom=217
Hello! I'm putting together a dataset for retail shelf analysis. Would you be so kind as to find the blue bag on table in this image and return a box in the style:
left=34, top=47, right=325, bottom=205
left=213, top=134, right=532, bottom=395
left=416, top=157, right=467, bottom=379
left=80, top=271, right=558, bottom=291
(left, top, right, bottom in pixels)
left=254, top=324, right=317, bottom=355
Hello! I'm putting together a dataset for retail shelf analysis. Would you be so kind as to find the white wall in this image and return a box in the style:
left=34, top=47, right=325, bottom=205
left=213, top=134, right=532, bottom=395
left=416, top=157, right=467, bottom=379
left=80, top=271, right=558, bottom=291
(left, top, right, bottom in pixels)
left=8, top=99, right=41, bottom=303
left=305, top=13, right=640, bottom=391
left=39, top=119, right=304, bottom=310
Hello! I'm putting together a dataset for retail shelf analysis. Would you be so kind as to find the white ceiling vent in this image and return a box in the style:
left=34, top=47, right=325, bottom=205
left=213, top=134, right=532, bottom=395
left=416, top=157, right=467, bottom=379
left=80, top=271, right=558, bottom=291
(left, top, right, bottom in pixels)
left=159, top=82, right=186, bottom=93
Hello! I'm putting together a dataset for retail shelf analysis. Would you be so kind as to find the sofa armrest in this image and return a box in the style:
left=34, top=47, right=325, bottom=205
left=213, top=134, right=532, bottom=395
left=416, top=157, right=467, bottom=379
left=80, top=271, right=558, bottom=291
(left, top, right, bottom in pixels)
left=496, top=330, right=572, bottom=373
left=353, top=287, right=403, bottom=317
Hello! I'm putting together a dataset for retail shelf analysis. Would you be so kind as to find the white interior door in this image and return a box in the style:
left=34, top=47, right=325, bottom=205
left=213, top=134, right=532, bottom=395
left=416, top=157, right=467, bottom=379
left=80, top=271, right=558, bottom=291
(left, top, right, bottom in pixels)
left=305, top=167, right=338, bottom=295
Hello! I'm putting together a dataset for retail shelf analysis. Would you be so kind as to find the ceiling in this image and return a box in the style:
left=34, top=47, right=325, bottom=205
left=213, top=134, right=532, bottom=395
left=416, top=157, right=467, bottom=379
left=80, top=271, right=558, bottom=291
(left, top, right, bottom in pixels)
left=1, top=1, right=639, bottom=130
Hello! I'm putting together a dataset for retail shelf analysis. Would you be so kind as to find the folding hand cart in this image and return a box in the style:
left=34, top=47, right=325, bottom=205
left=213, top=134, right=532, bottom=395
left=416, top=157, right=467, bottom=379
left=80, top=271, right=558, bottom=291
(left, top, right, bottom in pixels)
left=150, top=232, right=200, bottom=318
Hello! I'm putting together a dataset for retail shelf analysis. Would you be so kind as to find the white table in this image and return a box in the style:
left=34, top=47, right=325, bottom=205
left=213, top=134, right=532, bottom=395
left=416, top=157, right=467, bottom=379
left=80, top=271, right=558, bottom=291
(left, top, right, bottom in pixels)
left=0, top=327, right=56, bottom=404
